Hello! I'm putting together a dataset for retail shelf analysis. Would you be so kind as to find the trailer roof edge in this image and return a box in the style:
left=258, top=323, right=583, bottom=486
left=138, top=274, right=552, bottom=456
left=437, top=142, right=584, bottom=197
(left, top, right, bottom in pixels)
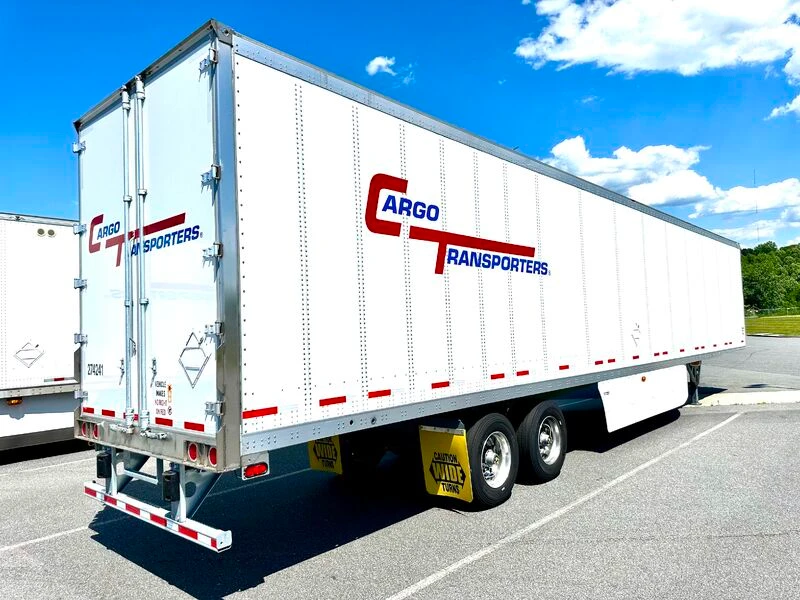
left=73, top=19, right=233, bottom=133
left=0, top=212, right=77, bottom=227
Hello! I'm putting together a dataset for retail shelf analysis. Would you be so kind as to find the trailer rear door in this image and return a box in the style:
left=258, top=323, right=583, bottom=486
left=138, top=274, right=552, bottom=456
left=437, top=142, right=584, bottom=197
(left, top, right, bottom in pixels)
left=76, top=38, right=220, bottom=444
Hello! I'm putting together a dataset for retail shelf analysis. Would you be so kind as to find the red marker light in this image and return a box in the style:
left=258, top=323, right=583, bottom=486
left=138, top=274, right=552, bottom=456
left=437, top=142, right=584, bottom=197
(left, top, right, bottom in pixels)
left=187, top=443, right=198, bottom=462
left=243, top=463, right=268, bottom=479
left=208, top=447, right=217, bottom=467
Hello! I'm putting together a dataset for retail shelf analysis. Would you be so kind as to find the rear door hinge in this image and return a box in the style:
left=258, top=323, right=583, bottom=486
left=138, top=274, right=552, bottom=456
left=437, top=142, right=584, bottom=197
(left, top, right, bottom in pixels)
left=74, top=333, right=88, bottom=344
left=72, top=141, right=86, bottom=154
left=203, top=242, right=223, bottom=265
left=199, top=48, right=218, bottom=73
left=205, top=399, right=224, bottom=417
left=204, top=321, right=223, bottom=345
left=201, top=164, right=221, bottom=186
left=74, top=390, right=88, bottom=400
left=73, top=278, right=87, bottom=289
left=73, top=223, right=86, bottom=235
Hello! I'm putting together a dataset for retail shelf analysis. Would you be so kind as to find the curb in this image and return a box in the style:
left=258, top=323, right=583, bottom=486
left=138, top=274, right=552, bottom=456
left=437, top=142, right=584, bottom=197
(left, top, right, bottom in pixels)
left=691, top=390, right=800, bottom=407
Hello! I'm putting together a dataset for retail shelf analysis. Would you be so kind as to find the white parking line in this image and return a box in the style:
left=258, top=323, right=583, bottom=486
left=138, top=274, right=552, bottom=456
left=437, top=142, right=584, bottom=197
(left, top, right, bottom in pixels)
left=0, top=468, right=312, bottom=554
left=385, top=412, right=742, bottom=600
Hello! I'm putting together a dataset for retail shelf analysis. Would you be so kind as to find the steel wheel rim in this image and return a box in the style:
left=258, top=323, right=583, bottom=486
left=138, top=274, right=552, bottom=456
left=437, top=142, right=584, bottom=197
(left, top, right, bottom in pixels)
left=538, top=415, right=562, bottom=465
left=481, top=431, right=512, bottom=488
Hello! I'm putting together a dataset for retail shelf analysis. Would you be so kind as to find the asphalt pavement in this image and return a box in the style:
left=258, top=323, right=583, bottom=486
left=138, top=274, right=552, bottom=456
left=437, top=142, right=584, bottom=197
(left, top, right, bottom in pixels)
left=1, top=337, right=798, bottom=600
left=700, top=335, right=800, bottom=394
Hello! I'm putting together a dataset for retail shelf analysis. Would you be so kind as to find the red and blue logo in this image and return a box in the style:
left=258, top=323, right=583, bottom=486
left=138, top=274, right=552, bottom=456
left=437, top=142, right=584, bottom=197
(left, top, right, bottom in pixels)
left=366, top=174, right=549, bottom=276
left=88, top=213, right=201, bottom=266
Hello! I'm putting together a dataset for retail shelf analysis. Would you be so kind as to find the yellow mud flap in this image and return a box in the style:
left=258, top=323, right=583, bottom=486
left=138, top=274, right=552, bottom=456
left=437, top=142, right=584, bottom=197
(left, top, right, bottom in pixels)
left=419, top=425, right=473, bottom=503
left=308, top=436, right=343, bottom=474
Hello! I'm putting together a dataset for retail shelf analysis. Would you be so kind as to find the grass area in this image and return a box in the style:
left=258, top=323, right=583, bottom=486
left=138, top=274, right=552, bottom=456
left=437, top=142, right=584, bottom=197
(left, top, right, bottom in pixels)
left=745, top=315, right=800, bottom=336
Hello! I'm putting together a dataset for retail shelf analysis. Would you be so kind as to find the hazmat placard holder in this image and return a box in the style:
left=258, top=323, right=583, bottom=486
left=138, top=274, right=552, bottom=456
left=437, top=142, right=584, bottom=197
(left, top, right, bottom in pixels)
left=419, top=425, right=473, bottom=503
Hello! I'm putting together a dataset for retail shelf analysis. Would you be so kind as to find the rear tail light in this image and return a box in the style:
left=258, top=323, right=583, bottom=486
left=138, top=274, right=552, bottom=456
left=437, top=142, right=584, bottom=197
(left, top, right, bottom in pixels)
left=92, top=423, right=100, bottom=439
left=242, top=463, right=268, bottom=480
left=80, top=422, right=88, bottom=437
left=187, top=442, right=199, bottom=462
left=208, top=447, right=217, bottom=467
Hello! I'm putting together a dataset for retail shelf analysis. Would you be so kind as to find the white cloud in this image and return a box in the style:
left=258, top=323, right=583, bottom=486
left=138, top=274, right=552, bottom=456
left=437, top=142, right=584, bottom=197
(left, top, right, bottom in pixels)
left=521, top=0, right=533, bottom=5
left=546, top=136, right=715, bottom=206
left=365, top=56, right=415, bottom=85
left=545, top=136, right=800, bottom=214
left=515, top=1, right=800, bottom=117
left=712, top=219, right=800, bottom=243
left=580, top=95, right=598, bottom=104
left=691, top=179, right=800, bottom=217
left=366, top=56, right=396, bottom=76
left=768, top=93, right=800, bottom=118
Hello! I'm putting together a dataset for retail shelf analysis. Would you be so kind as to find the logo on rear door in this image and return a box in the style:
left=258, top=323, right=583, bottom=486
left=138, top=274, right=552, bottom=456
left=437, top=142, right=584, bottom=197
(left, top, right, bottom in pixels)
left=87, top=213, right=202, bottom=266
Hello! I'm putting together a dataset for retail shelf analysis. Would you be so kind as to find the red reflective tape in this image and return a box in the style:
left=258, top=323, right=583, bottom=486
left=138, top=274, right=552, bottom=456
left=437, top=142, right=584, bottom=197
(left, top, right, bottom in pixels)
left=680, top=349, right=685, bottom=352
left=654, top=352, right=661, bottom=357
left=101, top=409, right=115, bottom=417
left=695, top=346, right=700, bottom=350
left=632, top=355, right=640, bottom=360
left=701, top=346, right=705, bottom=349
left=150, top=514, right=167, bottom=526
left=431, top=381, right=450, bottom=389
left=490, top=373, right=505, bottom=380
left=367, top=390, right=391, bottom=399
left=242, top=406, right=278, bottom=419
left=133, top=414, right=139, bottom=421
left=105, top=496, right=117, bottom=506
left=607, top=359, right=616, bottom=364
left=126, top=504, right=141, bottom=516
left=184, top=421, right=205, bottom=432
left=211, top=538, right=218, bottom=549
left=50, top=377, right=66, bottom=382
left=663, top=351, right=668, bottom=356
left=82, top=407, right=95, bottom=414
left=320, top=396, right=347, bottom=406
left=713, top=344, right=717, bottom=347
left=559, top=365, right=569, bottom=371
left=85, top=487, right=97, bottom=497
left=594, top=360, right=603, bottom=365
left=155, top=417, right=173, bottom=427
left=516, top=370, right=529, bottom=376
left=178, top=525, right=198, bottom=540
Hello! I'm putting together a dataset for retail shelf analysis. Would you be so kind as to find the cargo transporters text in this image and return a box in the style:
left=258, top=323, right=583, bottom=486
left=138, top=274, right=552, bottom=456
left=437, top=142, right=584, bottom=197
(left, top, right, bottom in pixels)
left=72, top=20, right=745, bottom=552
left=0, top=213, right=80, bottom=451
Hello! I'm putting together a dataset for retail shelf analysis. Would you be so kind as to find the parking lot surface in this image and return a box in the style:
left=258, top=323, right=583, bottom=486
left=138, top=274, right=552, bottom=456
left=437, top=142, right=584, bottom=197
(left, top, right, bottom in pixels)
left=1, top=401, right=797, bottom=600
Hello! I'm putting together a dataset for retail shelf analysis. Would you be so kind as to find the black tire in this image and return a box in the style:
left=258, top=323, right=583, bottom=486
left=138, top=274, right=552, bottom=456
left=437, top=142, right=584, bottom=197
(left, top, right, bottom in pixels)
left=467, top=413, right=519, bottom=508
left=516, top=400, right=567, bottom=483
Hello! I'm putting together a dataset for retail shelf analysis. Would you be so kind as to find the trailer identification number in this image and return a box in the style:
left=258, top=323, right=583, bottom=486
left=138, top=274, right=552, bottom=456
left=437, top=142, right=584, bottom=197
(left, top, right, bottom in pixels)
left=87, top=363, right=104, bottom=376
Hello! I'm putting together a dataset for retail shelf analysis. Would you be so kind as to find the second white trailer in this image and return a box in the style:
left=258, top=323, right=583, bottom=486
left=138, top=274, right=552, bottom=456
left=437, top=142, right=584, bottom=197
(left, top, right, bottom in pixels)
left=0, top=213, right=80, bottom=450
left=73, top=21, right=745, bottom=552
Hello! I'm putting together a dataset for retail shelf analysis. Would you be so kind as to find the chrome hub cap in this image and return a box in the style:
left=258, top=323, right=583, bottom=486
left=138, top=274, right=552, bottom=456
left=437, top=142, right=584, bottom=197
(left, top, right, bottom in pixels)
left=481, top=431, right=512, bottom=488
left=538, top=415, right=562, bottom=465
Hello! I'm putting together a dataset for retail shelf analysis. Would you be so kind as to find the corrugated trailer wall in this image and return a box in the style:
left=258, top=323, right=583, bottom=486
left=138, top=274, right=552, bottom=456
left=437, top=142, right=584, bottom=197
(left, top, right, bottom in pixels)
left=232, top=49, right=745, bottom=436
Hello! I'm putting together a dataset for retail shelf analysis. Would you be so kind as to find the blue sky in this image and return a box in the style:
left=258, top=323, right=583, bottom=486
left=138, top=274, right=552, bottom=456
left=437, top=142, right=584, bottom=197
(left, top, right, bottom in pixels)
left=2, top=1, right=798, bottom=246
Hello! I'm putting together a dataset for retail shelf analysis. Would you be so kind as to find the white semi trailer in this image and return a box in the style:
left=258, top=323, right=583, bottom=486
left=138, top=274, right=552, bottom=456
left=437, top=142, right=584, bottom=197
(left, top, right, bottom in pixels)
left=0, top=213, right=80, bottom=450
left=73, top=21, right=745, bottom=552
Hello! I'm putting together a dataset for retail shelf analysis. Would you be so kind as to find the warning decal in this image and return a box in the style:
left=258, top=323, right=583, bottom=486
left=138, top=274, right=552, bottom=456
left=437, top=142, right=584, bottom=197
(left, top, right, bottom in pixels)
left=154, top=380, right=173, bottom=417
left=308, top=436, right=343, bottom=474
left=419, top=426, right=473, bottom=502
